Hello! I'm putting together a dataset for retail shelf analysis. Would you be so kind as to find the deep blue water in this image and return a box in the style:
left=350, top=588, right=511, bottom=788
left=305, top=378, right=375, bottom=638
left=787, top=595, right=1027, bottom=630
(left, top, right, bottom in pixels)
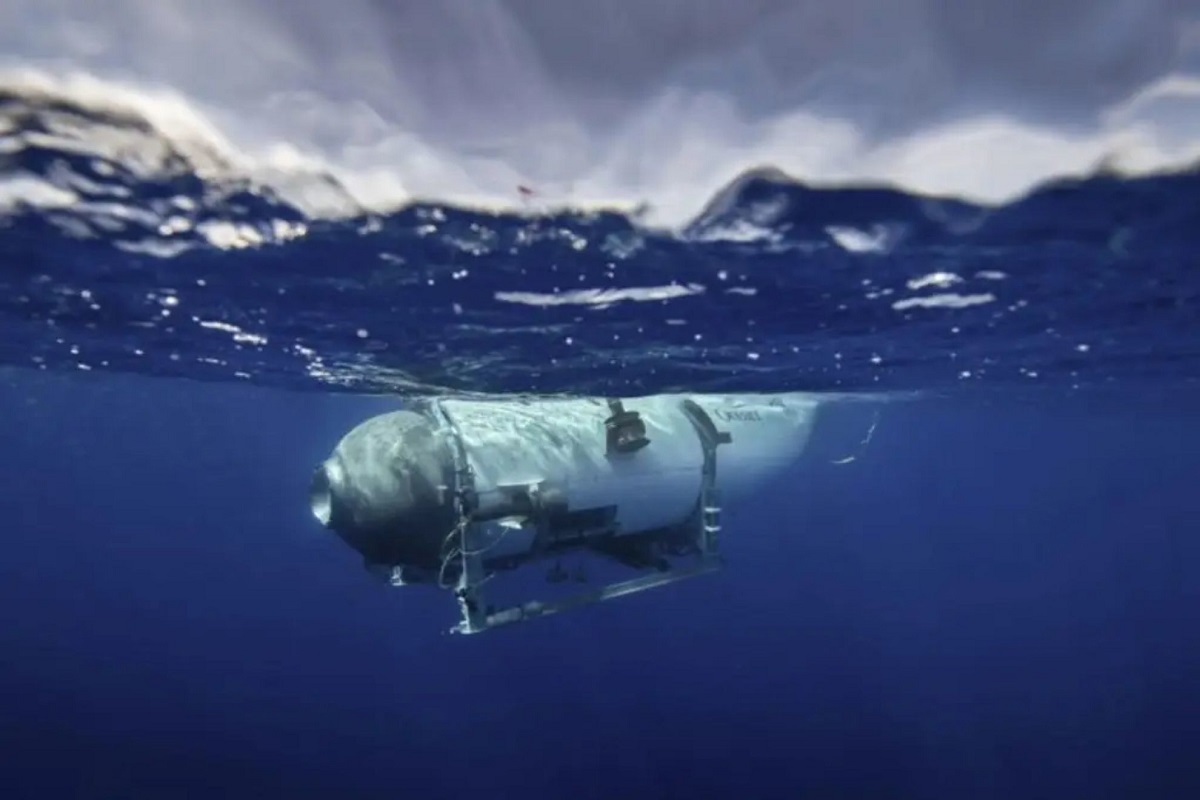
left=3, top=84, right=1200, bottom=798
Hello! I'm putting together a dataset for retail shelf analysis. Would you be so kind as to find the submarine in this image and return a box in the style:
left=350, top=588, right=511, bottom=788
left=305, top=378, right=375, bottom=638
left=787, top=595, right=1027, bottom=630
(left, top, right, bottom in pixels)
left=309, top=392, right=824, bottom=634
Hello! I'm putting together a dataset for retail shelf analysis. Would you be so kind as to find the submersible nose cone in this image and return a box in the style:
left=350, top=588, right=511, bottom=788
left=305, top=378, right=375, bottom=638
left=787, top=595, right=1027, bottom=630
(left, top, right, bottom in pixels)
left=307, top=409, right=459, bottom=571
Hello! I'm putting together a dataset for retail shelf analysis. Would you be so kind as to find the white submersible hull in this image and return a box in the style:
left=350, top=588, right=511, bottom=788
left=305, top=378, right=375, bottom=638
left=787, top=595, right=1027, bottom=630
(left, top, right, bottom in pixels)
left=309, top=392, right=823, bottom=634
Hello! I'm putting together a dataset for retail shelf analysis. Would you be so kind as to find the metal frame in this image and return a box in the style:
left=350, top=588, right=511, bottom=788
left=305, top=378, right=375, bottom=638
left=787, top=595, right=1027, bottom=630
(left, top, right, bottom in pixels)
left=441, top=399, right=733, bottom=636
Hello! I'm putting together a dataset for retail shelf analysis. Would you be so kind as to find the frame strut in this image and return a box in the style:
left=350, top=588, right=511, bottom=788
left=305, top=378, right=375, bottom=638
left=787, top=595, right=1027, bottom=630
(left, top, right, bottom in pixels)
left=448, top=399, right=733, bottom=636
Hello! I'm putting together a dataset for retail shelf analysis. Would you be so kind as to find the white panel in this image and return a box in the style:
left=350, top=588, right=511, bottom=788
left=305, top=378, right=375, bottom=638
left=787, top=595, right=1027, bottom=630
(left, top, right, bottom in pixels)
left=683, top=392, right=820, bottom=501
left=436, top=392, right=821, bottom=554
left=438, top=396, right=705, bottom=534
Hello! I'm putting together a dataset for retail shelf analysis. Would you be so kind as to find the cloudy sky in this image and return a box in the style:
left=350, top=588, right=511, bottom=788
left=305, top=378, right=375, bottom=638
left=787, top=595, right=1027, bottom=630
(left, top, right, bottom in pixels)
left=1, top=0, right=1197, bottom=222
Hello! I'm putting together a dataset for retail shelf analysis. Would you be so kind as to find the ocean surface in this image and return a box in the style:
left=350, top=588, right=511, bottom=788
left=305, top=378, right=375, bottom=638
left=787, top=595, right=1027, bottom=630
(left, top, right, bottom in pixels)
left=3, top=11, right=1200, bottom=798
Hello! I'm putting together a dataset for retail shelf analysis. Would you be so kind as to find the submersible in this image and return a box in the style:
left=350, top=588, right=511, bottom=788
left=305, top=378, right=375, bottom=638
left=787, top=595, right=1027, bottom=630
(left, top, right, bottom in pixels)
left=309, top=392, right=822, bottom=634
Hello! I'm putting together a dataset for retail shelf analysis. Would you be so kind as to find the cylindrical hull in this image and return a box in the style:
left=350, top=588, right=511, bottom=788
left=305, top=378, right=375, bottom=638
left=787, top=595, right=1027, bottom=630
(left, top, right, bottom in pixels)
left=435, top=393, right=819, bottom=561
left=312, top=391, right=822, bottom=573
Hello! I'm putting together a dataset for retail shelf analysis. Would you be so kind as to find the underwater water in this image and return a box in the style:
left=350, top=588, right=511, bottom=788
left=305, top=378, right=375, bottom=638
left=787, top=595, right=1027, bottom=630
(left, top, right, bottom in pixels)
left=3, top=2, right=1200, bottom=797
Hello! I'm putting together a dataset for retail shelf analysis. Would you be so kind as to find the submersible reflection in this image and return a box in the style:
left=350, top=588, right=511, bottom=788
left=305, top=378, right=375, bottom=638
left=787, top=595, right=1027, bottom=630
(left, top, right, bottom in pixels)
left=309, top=393, right=823, bottom=634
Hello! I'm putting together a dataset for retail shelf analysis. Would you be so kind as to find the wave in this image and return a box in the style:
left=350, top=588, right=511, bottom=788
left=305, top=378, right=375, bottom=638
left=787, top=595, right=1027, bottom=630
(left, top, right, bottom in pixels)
left=3, top=81, right=1199, bottom=398
left=0, top=0, right=1198, bottom=229
left=4, top=74, right=1199, bottom=262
